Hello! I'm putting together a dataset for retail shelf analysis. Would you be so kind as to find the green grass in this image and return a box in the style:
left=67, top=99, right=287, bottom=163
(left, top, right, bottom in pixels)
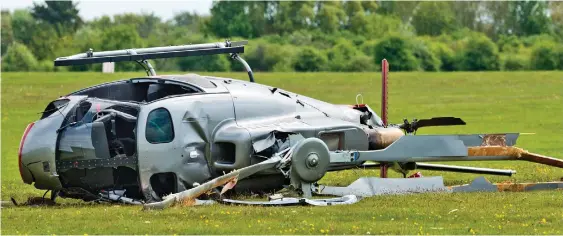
left=2, top=71, right=563, bottom=234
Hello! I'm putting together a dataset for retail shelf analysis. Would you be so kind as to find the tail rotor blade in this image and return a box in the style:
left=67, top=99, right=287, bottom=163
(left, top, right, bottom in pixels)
left=415, top=117, right=466, bottom=129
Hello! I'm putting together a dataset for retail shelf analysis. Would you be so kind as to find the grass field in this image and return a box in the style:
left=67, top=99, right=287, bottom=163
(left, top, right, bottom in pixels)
left=2, top=71, right=563, bottom=234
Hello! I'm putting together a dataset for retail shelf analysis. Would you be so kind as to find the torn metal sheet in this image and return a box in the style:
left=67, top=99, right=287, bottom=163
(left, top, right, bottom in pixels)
left=316, top=176, right=448, bottom=197
left=220, top=195, right=359, bottom=206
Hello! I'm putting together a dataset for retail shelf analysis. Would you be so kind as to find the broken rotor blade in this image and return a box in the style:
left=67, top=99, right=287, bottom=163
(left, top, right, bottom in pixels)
left=143, top=156, right=282, bottom=210
left=467, top=146, right=563, bottom=168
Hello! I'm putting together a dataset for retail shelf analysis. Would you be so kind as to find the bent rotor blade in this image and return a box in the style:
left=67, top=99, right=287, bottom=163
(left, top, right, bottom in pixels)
left=415, top=117, right=466, bottom=129
left=468, top=146, right=563, bottom=168
left=143, top=156, right=282, bottom=210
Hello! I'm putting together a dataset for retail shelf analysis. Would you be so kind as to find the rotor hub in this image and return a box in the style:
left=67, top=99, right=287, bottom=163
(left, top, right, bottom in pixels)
left=306, top=154, right=319, bottom=168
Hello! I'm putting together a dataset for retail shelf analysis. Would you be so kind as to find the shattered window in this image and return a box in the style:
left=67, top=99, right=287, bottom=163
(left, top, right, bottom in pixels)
left=145, top=108, right=174, bottom=144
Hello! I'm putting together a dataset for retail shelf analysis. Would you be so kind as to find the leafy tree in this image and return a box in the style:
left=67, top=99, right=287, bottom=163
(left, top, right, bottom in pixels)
left=361, top=14, right=410, bottom=38
left=1, top=11, right=14, bottom=56
left=30, top=1, right=83, bottom=37
left=114, top=13, right=162, bottom=39
left=26, top=22, right=60, bottom=61
left=2, top=42, right=38, bottom=71
left=412, top=41, right=441, bottom=71
left=451, top=1, right=482, bottom=31
left=173, top=11, right=202, bottom=33
left=429, top=42, right=456, bottom=71
left=550, top=2, right=563, bottom=40
left=346, top=54, right=376, bottom=72
left=206, top=1, right=256, bottom=38
left=326, top=40, right=364, bottom=71
left=377, top=1, right=418, bottom=23
left=461, top=35, right=500, bottom=71
left=315, top=2, right=346, bottom=33
left=373, top=35, right=419, bottom=71
left=530, top=41, right=559, bottom=70
left=271, top=1, right=315, bottom=35
left=100, top=25, right=144, bottom=71
left=11, top=10, right=35, bottom=46
left=239, top=40, right=295, bottom=72
left=177, top=55, right=231, bottom=72
left=512, top=1, right=552, bottom=36
left=497, top=35, right=522, bottom=53
left=502, top=54, right=528, bottom=71
left=412, top=2, right=457, bottom=36
left=293, top=47, right=328, bottom=72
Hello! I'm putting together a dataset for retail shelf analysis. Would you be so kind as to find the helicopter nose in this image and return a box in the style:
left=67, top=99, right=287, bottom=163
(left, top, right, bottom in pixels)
left=18, top=122, right=35, bottom=184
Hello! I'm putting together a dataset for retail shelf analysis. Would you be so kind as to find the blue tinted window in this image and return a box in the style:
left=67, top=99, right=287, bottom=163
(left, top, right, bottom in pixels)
left=145, top=108, right=174, bottom=143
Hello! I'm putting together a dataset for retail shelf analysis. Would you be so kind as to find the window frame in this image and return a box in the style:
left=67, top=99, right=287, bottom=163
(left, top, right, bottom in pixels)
left=145, top=107, right=175, bottom=144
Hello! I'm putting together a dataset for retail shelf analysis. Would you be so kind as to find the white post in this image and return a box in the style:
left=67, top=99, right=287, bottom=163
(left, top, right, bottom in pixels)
left=102, top=62, right=115, bottom=73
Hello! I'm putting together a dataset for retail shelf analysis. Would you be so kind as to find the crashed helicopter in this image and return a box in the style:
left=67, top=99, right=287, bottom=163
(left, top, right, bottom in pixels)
left=17, top=40, right=563, bottom=208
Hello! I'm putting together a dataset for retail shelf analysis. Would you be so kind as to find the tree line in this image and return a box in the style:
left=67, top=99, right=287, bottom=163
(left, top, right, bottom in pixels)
left=2, top=1, right=563, bottom=72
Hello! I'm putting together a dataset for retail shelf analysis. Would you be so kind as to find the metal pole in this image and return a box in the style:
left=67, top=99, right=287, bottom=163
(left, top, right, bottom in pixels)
left=380, top=59, right=389, bottom=178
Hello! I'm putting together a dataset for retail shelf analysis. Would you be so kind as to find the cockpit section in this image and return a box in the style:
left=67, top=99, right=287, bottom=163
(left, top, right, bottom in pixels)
left=55, top=98, right=142, bottom=200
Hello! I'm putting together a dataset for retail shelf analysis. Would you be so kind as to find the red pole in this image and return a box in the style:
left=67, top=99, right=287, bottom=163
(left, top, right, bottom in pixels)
left=380, top=59, right=389, bottom=178
left=381, top=59, right=388, bottom=127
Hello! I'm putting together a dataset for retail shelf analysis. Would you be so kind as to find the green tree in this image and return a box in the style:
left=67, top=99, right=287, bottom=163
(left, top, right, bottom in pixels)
left=1, top=11, right=14, bottom=56
left=26, top=22, right=60, bottom=60
left=293, top=47, right=328, bottom=72
left=550, top=2, right=563, bottom=40
left=461, top=35, right=500, bottom=71
left=206, top=1, right=256, bottom=38
left=100, top=25, right=144, bottom=71
left=30, top=1, right=83, bottom=37
left=451, top=1, right=482, bottom=31
left=177, top=55, right=231, bottom=72
left=362, top=14, right=410, bottom=38
left=173, top=11, right=202, bottom=33
left=373, top=35, right=419, bottom=71
left=512, top=1, right=552, bottom=36
left=11, top=10, right=35, bottom=46
left=377, top=1, right=418, bottom=23
left=429, top=42, right=456, bottom=71
left=314, top=2, right=346, bottom=33
left=2, top=42, right=38, bottom=71
left=114, top=13, right=162, bottom=39
left=326, top=40, right=366, bottom=71
left=412, top=2, right=457, bottom=36
left=412, top=41, right=441, bottom=71
left=530, top=41, right=559, bottom=70
left=271, top=2, right=315, bottom=34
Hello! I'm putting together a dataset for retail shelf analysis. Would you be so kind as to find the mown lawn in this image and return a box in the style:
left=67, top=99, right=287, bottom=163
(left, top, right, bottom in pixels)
left=2, top=71, right=563, bottom=234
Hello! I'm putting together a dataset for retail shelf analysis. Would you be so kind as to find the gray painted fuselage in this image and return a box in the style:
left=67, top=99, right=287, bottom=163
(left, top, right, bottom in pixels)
left=19, top=74, right=382, bottom=201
